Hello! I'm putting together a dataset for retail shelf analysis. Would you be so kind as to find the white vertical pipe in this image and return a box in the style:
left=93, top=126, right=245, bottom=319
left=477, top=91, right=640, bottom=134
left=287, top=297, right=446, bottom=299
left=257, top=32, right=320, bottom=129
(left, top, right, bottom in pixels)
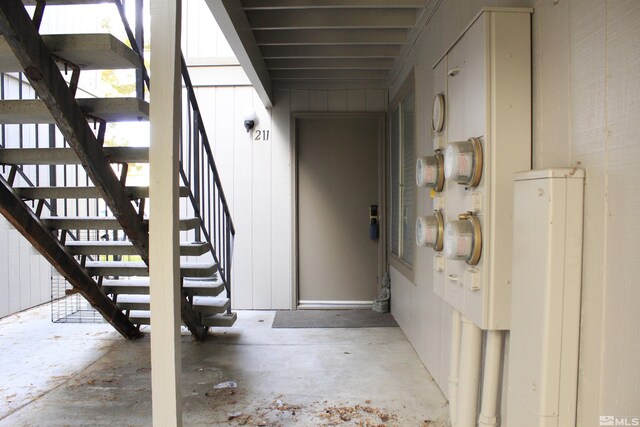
left=449, top=309, right=462, bottom=427
left=149, top=0, right=183, bottom=425
left=478, top=330, right=503, bottom=426
left=457, top=316, right=483, bottom=427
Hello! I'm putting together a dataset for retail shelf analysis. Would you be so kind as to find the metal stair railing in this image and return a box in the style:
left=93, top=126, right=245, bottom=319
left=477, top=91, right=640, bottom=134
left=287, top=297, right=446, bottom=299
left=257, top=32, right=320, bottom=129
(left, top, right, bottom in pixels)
left=114, top=3, right=235, bottom=313
left=179, top=56, right=235, bottom=313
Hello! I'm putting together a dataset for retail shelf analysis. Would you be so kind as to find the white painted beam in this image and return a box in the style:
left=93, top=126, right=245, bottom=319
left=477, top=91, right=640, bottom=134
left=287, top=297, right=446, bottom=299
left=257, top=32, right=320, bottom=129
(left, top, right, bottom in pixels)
left=149, top=0, right=183, bottom=425
left=261, top=45, right=400, bottom=58
left=265, top=58, right=394, bottom=70
left=270, top=69, right=389, bottom=80
left=243, top=0, right=425, bottom=9
left=246, top=9, right=416, bottom=29
left=203, top=0, right=273, bottom=107
left=254, top=28, right=408, bottom=45
left=273, top=80, right=388, bottom=90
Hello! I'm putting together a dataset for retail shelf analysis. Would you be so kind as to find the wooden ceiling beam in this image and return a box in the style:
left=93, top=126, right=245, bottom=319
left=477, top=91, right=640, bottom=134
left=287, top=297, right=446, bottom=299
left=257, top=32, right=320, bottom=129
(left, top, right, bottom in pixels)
left=246, top=9, right=416, bottom=30
left=254, top=28, right=408, bottom=46
left=261, top=45, right=400, bottom=59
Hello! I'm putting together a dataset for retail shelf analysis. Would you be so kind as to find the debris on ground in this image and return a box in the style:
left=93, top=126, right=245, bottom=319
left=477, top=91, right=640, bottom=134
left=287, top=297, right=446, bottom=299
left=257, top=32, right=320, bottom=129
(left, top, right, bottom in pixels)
left=319, top=404, right=396, bottom=425
left=227, top=411, right=242, bottom=420
left=213, top=380, right=238, bottom=390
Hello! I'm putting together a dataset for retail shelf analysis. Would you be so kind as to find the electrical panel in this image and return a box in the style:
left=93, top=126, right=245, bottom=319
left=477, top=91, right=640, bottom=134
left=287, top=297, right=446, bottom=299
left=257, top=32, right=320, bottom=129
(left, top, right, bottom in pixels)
left=507, top=169, right=584, bottom=427
left=422, top=8, right=532, bottom=330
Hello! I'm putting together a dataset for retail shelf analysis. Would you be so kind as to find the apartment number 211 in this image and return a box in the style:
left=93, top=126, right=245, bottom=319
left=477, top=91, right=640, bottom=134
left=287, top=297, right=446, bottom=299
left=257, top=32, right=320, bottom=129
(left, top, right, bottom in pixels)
left=254, top=130, right=270, bottom=141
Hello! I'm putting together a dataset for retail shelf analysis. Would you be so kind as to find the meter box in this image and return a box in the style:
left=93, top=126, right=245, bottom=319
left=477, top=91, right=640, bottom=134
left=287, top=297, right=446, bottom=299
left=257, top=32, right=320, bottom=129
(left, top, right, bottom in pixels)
left=430, top=8, right=532, bottom=330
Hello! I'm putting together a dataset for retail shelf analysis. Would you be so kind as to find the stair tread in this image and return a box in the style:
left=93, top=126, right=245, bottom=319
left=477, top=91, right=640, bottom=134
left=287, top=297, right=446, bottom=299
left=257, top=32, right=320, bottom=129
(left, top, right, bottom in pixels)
left=0, top=98, right=148, bottom=124
left=0, top=33, right=140, bottom=73
left=87, top=260, right=215, bottom=268
left=102, top=277, right=223, bottom=287
left=42, top=216, right=200, bottom=230
left=127, top=310, right=237, bottom=327
left=201, top=312, right=237, bottom=327
left=14, top=185, right=190, bottom=199
left=117, top=295, right=229, bottom=308
left=86, top=260, right=218, bottom=277
left=66, top=240, right=209, bottom=256
left=102, top=277, right=224, bottom=296
left=192, top=296, right=230, bottom=308
left=0, top=147, right=149, bottom=165
left=116, top=294, right=150, bottom=304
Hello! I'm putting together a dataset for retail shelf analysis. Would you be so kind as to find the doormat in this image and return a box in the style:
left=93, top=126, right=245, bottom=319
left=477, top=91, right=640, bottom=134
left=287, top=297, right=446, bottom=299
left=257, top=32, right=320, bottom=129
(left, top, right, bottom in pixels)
left=272, top=310, right=398, bottom=329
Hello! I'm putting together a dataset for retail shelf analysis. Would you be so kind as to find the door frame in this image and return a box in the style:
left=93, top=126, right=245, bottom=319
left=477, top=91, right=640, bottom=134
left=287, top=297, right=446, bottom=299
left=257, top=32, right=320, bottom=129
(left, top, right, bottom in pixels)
left=290, top=112, right=387, bottom=309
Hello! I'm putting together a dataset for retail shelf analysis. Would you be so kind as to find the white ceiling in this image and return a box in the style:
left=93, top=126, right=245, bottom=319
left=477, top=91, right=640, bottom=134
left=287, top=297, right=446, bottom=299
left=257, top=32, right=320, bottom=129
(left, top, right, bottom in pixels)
left=206, top=0, right=433, bottom=107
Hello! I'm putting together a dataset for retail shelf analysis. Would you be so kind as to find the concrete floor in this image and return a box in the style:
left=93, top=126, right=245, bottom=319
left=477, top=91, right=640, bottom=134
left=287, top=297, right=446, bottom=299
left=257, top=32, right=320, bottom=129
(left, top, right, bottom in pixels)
left=0, top=305, right=449, bottom=426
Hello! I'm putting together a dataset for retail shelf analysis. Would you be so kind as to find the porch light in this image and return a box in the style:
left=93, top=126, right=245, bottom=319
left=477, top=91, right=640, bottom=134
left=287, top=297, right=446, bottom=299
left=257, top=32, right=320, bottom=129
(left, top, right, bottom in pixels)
left=243, top=109, right=257, bottom=132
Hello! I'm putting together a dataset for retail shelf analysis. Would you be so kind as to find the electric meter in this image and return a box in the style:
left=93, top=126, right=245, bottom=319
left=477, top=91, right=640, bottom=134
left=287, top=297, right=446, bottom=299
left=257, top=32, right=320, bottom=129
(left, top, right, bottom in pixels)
left=416, top=211, right=444, bottom=251
left=442, top=213, right=482, bottom=265
left=416, top=153, right=444, bottom=192
left=432, top=94, right=445, bottom=133
left=443, top=137, right=483, bottom=187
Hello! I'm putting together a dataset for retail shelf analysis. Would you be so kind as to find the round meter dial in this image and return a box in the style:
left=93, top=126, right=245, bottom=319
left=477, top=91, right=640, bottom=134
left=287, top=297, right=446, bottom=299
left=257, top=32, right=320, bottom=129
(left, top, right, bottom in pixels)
left=443, top=137, right=483, bottom=187
left=416, top=211, right=444, bottom=251
left=432, top=94, right=445, bottom=133
left=416, top=153, right=444, bottom=192
left=442, top=213, right=482, bottom=265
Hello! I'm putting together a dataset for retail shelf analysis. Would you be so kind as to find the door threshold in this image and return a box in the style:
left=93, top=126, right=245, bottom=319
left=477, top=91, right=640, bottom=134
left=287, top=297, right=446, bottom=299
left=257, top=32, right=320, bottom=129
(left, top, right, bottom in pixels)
left=297, top=301, right=372, bottom=310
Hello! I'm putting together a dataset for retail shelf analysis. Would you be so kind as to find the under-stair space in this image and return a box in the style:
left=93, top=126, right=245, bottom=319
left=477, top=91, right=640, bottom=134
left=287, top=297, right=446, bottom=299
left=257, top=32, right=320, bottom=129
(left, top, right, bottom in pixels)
left=0, top=0, right=236, bottom=339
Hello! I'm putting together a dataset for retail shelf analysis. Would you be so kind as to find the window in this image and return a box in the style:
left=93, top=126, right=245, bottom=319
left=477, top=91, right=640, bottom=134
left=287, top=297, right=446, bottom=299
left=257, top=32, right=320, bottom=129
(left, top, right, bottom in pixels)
left=389, top=89, right=415, bottom=267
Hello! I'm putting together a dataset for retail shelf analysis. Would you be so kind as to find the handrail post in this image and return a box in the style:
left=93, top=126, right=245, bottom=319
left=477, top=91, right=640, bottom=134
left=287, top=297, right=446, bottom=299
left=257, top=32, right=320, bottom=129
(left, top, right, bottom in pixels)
left=135, top=0, right=144, bottom=99
left=226, top=226, right=232, bottom=314
left=193, top=112, right=201, bottom=242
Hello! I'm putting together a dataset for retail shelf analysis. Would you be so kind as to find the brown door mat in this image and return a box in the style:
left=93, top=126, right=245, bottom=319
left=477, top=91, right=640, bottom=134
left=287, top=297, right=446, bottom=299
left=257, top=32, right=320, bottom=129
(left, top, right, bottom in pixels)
left=272, top=310, right=398, bottom=328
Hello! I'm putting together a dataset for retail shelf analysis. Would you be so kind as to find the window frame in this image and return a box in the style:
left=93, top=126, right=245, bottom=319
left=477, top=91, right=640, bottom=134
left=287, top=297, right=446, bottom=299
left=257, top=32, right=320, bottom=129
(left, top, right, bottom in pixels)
left=387, top=72, right=416, bottom=281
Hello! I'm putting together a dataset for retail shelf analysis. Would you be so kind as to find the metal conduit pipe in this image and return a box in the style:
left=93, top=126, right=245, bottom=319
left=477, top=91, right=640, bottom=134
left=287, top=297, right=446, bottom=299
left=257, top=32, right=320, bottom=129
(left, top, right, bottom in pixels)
left=456, top=316, right=483, bottom=427
left=449, top=309, right=462, bottom=427
left=478, top=330, right=503, bottom=427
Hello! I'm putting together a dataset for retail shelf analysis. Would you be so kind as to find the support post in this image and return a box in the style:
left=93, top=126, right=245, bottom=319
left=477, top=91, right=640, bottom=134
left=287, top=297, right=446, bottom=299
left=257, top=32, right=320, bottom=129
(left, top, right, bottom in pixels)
left=149, top=0, right=183, bottom=425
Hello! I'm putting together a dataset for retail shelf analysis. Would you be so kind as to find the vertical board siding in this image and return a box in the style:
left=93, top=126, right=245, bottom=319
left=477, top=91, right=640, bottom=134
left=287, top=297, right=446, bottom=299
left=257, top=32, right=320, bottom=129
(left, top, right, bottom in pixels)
left=195, top=84, right=386, bottom=310
left=346, top=90, right=366, bottom=112
left=0, top=225, right=9, bottom=317
left=231, top=87, right=254, bottom=309
left=568, top=0, right=608, bottom=423
left=309, top=90, right=328, bottom=111
left=0, top=218, right=51, bottom=318
left=290, top=90, right=310, bottom=112
left=270, top=89, right=293, bottom=309
left=182, top=0, right=234, bottom=59
left=601, top=0, right=640, bottom=416
left=327, top=90, right=348, bottom=112
left=251, top=91, right=272, bottom=309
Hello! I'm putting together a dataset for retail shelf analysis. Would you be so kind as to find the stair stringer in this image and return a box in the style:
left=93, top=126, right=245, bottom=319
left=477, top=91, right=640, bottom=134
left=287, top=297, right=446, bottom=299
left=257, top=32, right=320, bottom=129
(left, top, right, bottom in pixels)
left=0, top=175, right=141, bottom=339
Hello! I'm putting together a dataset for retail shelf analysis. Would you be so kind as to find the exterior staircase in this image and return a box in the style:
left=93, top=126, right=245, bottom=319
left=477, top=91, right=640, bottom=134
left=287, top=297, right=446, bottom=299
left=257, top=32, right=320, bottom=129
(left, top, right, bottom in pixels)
left=0, top=0, right=236, bottom=339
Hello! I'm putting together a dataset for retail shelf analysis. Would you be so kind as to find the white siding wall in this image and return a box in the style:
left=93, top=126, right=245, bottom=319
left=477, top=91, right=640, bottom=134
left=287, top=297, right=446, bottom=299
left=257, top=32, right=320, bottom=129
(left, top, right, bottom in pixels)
left=193, top=85, right=386, bottom=310
left=390, top=0, right=640, bottom=423
left=0, top=218, right=52, bottom=318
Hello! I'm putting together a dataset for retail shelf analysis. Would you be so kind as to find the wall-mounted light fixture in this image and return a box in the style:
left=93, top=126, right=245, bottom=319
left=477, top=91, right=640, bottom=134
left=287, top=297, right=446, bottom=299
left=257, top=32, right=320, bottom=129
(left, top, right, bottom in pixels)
left=243, top=109, right=257, bottom=133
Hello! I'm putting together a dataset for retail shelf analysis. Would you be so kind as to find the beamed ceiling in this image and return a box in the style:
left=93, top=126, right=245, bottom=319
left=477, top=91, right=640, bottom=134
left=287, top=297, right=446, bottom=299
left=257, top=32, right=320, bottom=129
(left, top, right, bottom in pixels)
left=205, top=0, right=438, bottom=107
